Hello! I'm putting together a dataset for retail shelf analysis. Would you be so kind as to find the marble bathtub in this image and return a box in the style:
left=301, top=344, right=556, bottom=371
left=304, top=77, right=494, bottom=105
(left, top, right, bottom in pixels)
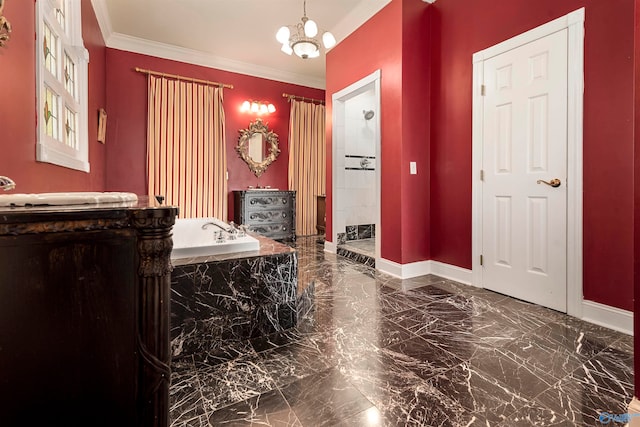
left=170, top=234, right=301, bottom=360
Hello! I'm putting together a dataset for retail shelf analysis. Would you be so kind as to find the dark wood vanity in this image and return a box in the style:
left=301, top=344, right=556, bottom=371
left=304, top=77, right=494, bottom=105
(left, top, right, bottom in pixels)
left=0, top=199, right=177, bottom=426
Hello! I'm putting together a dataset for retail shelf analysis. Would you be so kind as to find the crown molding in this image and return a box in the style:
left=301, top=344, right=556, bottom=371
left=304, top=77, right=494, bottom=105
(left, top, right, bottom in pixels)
left=106, top=33, right=325, bottom=89
left=331, top=0, right=391, bottom=44
left=90, top=0, right=112, bottom=43
left=89, top=0, right=324, bottom=88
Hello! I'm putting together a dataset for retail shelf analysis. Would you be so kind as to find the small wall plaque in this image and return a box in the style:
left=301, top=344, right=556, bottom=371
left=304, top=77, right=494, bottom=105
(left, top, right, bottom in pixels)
left=97, top=108, right=107, bottom=143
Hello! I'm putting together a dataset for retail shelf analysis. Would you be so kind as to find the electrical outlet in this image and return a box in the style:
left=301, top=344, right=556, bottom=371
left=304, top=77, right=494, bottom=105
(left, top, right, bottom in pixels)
left=410, top=162, right=417, bottom=175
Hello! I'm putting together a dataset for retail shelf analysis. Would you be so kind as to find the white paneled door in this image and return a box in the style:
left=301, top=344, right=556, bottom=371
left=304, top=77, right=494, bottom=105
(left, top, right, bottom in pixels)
left=481, top=29, right=568, bottom=312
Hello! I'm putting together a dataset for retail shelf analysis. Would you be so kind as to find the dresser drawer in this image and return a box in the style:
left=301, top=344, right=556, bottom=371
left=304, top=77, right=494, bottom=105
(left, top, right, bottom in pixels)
left=247, top=223, right=293, bottom=239
left=246, top=209, right=292, bottom=225
left=246, top=194, right=293, bottom=209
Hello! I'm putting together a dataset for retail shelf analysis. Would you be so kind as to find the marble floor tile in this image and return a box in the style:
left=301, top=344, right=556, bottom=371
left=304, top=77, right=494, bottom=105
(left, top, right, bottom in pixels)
left=416, top=320, right=498, bottom=360
left=498, top=332, right=588, bottom=381
left=386, top=335, right=463, bottom=380
left=497, top=402, right=574, bottom=427
left=570, top=351, right=634, bottom=399
left=486, top=297, right=566, bottom=333
left=532, top=315, right=621, bottom=359
left=424, top=362, right=531, bottom=424
left=469, top=348, right=557, bottom=400
left=280, top=368, right=375, bottom=427
left=170, top=237, right=634, bottom=427
left=452, top=310, right=528, bottom=346
left=208, top=389, right=302, bottom=426
left=377, top=386, right=488, bottom=427
left=418, top=296, right=484, bottom=326
left=195, top=354, right=278, bottom=413
left=388, top=306, right=440, bottom=335
left=256, top=336, right=337, bottom=388
left=534, top=374, right=632, bottom=426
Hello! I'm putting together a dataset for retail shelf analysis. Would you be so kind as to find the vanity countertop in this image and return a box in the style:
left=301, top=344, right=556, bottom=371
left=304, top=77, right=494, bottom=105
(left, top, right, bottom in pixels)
left=0, top=196, right=177, bottom=228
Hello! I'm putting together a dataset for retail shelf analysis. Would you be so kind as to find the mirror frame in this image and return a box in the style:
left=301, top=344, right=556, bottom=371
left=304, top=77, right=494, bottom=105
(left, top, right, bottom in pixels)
left=236, top=118, right=280, bottom=177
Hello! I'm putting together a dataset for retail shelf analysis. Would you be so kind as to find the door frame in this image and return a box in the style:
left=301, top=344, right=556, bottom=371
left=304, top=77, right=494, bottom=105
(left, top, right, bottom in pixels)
left=471, top=8, right=584, bottom=317
left=327, top=69, right=382, bottom=264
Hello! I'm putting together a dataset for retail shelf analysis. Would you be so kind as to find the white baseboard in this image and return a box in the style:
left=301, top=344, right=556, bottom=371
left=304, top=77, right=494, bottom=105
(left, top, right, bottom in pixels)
left=377, top=258, right=431, bottom=279
left=376, top=258, right=473, bottom=282
left=324, top=241, right=337, bottom=254
left=581, top=300, right=633, bottom=336
left=430, top=261, right=474, bottom=286
left=345, top=251, right=632, bottom=336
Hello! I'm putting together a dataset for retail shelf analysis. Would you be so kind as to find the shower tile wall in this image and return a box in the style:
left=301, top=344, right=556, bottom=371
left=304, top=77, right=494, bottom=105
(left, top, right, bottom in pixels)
left=344, top=89, right=376, bottom=229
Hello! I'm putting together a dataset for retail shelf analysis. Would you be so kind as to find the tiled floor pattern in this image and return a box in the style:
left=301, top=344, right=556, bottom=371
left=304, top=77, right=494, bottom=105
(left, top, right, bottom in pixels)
left=170, top=237, right=634, bottom=426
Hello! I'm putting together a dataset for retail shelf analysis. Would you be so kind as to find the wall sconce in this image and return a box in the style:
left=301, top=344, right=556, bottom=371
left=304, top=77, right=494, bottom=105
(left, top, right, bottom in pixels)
left=241, top=100, right=276, bottom=115
left=0, top=0, right=12, bottom=48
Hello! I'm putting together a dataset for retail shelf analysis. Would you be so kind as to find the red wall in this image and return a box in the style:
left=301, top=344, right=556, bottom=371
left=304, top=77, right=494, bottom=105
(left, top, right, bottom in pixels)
left=105, top=49, right=324, bottom=219
left=326, top=0, right=432, bottom=264
left=430, top=0, right=634, bottom=310
left=633, top=0, right=639, bottom=392
left=0, top=1, right=106, bottom=192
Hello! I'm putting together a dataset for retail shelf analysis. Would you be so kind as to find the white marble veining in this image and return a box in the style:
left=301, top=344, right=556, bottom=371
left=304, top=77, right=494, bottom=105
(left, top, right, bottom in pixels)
left=169, top=236, right=634, bottom=427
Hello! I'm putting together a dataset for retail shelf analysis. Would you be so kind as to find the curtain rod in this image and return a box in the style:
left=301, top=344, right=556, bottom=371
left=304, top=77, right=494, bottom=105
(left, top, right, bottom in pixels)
left=282, top=93, right=325, bottom=105
left=134, top=67, right=234, bottom=89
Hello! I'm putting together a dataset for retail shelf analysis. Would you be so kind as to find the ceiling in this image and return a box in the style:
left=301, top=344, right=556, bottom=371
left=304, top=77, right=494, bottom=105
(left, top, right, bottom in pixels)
left=91, top=0, right=392, bottom=89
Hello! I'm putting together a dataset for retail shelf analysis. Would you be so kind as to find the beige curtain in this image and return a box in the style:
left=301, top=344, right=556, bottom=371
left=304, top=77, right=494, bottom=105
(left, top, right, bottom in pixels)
left=147, top=75, right=227, bottom=220
left=288, top=99, right=326, bottom=236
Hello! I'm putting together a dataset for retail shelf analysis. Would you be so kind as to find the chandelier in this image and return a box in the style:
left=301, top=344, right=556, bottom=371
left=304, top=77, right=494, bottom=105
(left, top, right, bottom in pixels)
left=276, top=0, right=336, bottom=59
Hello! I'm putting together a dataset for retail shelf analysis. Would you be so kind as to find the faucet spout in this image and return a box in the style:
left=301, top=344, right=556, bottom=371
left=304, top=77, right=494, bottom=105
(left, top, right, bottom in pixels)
left=201, top=221, right=230, bottom=232
left=0, top=176, right=15, bottom=191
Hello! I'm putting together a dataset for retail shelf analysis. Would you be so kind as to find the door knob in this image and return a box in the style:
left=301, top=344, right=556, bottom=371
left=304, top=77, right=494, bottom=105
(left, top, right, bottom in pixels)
left=537, top=178, right=561, bottom=188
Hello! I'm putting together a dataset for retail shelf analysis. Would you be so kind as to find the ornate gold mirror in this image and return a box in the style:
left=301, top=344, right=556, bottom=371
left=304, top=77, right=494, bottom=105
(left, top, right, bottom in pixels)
left=236, top=118, right=280, bottom=177
left=0, top=0, right=12, bottom=47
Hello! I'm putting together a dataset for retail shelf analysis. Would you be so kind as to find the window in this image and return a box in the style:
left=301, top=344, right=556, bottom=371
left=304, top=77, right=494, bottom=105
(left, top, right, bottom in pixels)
left=36, top=0, right=89, bottom=172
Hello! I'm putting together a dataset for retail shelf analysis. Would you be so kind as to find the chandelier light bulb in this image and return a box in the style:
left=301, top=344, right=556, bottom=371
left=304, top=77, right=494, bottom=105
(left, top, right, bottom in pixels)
left=259, top=104, right=269, bottom=115
left=276, top=26, right=290, bottom=44
left=281, top=43, right=293, bottom=55
left=322, top=31, right=336, bottom=49
left=251, top=102, right=259, bottom=113
left=304, top=19, right=318, bottom=37
left=267, top=104, right=276, bottom=113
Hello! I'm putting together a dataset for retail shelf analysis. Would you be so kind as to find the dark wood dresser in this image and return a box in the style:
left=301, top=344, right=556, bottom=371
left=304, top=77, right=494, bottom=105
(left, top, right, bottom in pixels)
left=234, top=190, right=296, bottom=240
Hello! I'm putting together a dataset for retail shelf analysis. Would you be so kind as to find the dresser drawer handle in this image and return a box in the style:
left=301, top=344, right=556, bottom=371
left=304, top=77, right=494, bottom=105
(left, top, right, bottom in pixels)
left=282, top=198, right=287, bottom=204
left=282, top=213, right=287, bottom=218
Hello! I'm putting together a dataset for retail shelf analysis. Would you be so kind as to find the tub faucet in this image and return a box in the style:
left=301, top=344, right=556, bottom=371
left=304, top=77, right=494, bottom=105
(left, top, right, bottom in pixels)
left=0, top=176, right=15, bottom=191
left=202, top=221, right=231, bottom=243
left=228, top=221, right=245, bottom=238
left=201, top=221, right=230, bottom=232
